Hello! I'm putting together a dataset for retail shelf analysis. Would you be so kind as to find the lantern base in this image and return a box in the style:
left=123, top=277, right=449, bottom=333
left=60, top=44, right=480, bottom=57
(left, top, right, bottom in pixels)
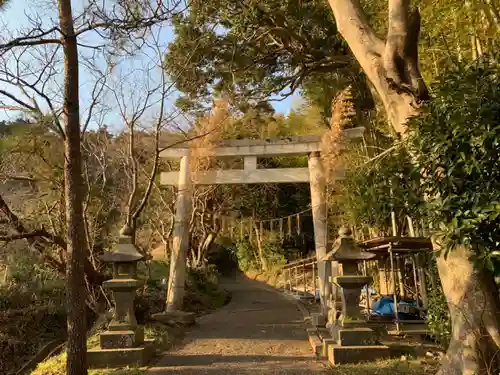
left=100, top=328, right=144, bottom=349
left=87, top=339, right=155, bottom=369
left=325, top=323, right=390, bottom=366
left=328, top=343, right=390, bottom=365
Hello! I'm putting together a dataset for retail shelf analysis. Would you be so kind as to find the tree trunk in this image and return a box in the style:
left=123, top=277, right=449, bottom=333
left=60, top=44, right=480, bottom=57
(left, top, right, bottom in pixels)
left=193, top=232, right=216, bottom=268
left=435, top=244, right=500, bottom=375
left=58, top=0, right=88, bottom=374
left=327, top=1, right=500, bottom=373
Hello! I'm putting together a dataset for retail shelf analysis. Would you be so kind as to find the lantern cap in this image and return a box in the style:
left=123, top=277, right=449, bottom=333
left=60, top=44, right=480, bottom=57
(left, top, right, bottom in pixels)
left=100, top=230, right=144, bottom=263
left=321, top=226, right=376, bottom=261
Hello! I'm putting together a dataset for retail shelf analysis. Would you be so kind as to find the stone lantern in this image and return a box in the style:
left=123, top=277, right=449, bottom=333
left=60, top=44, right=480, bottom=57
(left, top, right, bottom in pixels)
left=87, top=226, right=154, bottom=368
left=320, top=227, right=389, bottom=365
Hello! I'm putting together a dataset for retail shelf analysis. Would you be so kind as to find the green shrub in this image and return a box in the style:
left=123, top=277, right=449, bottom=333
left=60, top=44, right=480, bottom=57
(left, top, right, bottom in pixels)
left=262, top=235, right=287, bottom=268
left=424, top=258, right=451, bottom=347
left=338, top=148, right=424, bottom=236
left=235, top=239, right=259, bottom=271
left=426, top=286, right=451, bottom=347
left=235, top=235, right=287, bottom=272
left=409, top=57, right=500, bottom=271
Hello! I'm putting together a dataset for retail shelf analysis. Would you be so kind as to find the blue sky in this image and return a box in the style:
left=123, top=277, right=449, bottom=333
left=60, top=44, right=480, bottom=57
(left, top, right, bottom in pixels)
left=0, top=1, right=298, bottom=127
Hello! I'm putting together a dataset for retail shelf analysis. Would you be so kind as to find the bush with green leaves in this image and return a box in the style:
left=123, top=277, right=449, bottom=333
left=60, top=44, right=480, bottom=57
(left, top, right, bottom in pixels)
left=338, top=148, right=424, bottom=236
left=235, top=236, right=287, bottom=272
left=424, top=258, right=451, bottom=347
left=262, top=235, right=287, bottom=269
left=235, top=239, right=259, bottom=272
left=409, top=57, right=500, bottom=274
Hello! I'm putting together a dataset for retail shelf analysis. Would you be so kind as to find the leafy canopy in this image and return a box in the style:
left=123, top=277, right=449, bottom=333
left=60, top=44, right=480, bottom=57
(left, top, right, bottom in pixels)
left=409, top=57, right=500, bottom=272
left=165, top=0, right=350, bottom=112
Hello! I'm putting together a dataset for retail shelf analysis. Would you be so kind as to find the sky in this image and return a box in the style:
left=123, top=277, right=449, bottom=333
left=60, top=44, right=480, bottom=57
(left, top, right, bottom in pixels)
left=0, top=0, right=299, bottom=128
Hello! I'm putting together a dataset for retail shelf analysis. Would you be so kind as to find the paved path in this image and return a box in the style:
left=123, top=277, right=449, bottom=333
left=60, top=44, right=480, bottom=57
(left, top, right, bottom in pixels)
left=148, top=274, right=328, bottom=374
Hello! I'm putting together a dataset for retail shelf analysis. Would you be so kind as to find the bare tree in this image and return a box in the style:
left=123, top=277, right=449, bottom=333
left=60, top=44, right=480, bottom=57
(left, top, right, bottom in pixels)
left=56, top=1, right=89, bottom=372
left=327, top=1, right=500, bottom=374
left=104, top=31, right=178, bottom=240
left=0, top=2, right=184, bottom=374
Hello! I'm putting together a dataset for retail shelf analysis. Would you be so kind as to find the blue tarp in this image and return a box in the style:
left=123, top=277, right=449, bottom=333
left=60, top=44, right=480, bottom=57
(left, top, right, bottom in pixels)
left=372, top=296, right=417, bottom=317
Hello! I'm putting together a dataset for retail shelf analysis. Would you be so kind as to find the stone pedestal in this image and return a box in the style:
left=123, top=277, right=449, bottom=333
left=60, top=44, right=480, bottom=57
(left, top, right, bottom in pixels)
left=327, top=275, right=390, bottom=365
left=88, top=229, right=155, bottom=369
left=321, top=227, right=390, bottom=366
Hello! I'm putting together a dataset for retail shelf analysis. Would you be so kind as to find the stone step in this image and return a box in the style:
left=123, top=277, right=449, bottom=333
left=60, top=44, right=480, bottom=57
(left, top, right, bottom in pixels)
left=306, top=328, right=323, bottom=357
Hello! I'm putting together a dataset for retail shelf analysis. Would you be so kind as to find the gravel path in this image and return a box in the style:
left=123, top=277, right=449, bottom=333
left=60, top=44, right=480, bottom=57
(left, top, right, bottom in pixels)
left=148, top=274, right=328, bottom=374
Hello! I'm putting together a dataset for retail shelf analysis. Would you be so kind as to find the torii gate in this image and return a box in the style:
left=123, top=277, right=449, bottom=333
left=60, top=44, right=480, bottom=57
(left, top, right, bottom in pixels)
left=160, top=127, right=365, bottom=313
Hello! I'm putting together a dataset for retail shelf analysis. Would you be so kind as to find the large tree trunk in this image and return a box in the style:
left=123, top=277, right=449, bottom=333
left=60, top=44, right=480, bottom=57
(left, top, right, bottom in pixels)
left=58, top=0, right=88, bottom=374
left=435, top=244, right=500, bottom=375
left=327, top=1, right=500, bottom=373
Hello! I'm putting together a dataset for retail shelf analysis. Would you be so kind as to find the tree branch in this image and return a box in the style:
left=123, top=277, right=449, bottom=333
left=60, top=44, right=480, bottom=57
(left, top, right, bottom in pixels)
left=327, top=0, right=384, bottom=60
left=0, top=38, right=62, bottom=49
left=384, top=0, right=429, bottom=100
left=328, top=0, right=429, bottom=134
left=0, top=193, right=105, bottom=285
left=0, top=26, right=62, bottom=50
left=0, top=89, right=37, bottom=111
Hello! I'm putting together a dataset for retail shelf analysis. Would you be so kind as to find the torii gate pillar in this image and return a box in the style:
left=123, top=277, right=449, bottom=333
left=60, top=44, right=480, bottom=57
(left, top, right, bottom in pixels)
left=166, top=152, right=192, bottom=312
left=308, top=152, right=334, bottom=312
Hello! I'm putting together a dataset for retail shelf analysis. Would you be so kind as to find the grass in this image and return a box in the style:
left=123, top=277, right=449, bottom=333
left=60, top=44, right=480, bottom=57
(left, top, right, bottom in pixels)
left=30, top=261, right=228, bottom=375
left=31, top=333, right=148, bottom=375
left=30, top=320, right=186, bottom=375
left=327, top=358, right=440, bottom=375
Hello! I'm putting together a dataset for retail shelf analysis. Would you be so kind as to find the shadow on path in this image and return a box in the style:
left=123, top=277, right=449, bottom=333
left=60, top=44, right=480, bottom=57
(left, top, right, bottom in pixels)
left=148, top=274, right=327, bottom=374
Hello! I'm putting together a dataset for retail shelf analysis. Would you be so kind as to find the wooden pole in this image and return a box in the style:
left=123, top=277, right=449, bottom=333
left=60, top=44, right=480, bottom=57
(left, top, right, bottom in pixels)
left=396, top=255, right=405, bottom=299
left=385, top=257, right=390, bottom=294
left=229, top=221, right=234, bottom=240
left=389, top=245, right=400, bottom=332
left=295, top=266, right=299, bottom=295
left=303, top=261, right=306, bottom=293
left=363, top=260, right=371, bottom=316
left=279, top=218, right=284, bottom=239
left=312, top=261, right=317, bottom=299
left=416, top=254, right=428, bottom=309
left=221, top=216, right=226, bottom=235
left=407, top=216, right=416, bottom=237
left=411, top=254, right=420, bottom=308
